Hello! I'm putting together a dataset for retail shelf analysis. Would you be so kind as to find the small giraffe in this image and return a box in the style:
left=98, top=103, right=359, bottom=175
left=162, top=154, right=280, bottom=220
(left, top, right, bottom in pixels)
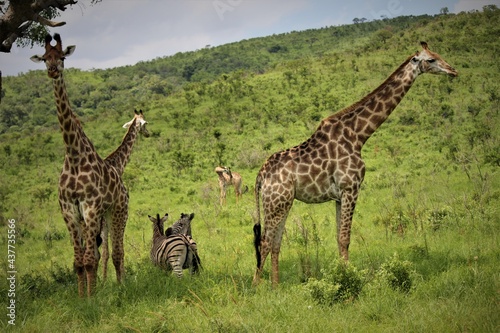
left=31, top=34, right=130, bottom=296
left=215, top=166, right=246, bottom=205
left=253, top=42, right=457, bottom=286
left=100, top=108, right=150, bottom=280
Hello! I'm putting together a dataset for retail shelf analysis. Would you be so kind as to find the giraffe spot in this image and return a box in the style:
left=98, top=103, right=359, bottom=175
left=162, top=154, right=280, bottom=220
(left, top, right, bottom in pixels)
left=298, top=164, right=310, bottom=174
left=80, top=175, right=90, bottom=186
left=370, top=114, right=385, bottom=125
left=67, top=177, right=76, bottom=189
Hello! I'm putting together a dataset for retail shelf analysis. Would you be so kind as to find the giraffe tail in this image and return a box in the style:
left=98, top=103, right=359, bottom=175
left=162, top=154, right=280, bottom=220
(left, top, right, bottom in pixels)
left=253, top=174, right=262, bottom=268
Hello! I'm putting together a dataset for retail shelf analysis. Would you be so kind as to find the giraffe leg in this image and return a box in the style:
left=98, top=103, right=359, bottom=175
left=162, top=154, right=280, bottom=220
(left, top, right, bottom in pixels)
left=82, top=215, right=100, bottom=297
left=338, top=190, right=358, bottom=261
left=255, top=199, right=292, bottom=286
left=110, top=207, right=127, bottom=284
left=72, top=236, right=86, bottom=297
left=270, top=219, right=287, bottom=287
left=61, top=204, right=86, bottom=297
left=100, top=217, right=109, bottom=281
left=253, top=235, right=270, bottom=285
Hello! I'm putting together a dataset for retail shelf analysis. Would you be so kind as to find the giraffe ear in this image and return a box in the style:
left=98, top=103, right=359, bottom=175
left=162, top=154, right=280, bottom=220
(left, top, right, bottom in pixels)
left=30, top=55, right=44, bottom=63
left=64, top=45, right=76, bottom=57
left=122, top=119, right=134, bottom=128
left=420, top=41, right=429, bottom=50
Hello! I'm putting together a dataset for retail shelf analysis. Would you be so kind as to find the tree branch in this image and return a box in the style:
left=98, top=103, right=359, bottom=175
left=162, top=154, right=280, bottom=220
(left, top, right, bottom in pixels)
left=0, top=0, right=77, bottom=53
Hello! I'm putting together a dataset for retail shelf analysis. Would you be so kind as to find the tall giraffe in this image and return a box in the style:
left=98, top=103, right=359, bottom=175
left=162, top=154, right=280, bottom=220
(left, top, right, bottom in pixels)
left=253, top=42, right=457, bottom=286
left=31, top=34, right=129, bottom=296
left=215, top=166, right=246, bottom=205
left=100, top=108, right=150, bottom=280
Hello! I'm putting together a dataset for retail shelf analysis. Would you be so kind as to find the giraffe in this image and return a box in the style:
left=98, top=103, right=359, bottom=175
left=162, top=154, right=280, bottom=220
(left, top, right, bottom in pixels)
left=214, top=166, right=246, bottom=205
left=253, top=42, right=457, bottom=286
left=30, top=34, right=129, bottom=296
left=99, top=108, right=150, bottom=280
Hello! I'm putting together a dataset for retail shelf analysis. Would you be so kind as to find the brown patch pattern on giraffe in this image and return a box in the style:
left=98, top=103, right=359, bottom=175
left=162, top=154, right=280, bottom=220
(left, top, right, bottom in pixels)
left=253, top=42, right=457, bottom=287
left=31, top=34, right=143, bottom=297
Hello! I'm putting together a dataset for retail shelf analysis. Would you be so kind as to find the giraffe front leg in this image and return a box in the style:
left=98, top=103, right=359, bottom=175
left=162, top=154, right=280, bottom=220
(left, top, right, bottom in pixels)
left=62, top=209, right=86, bottom=297
left=73, top=243, right=86, bottom=298
left=83, top=219, right=100, bottom=297
left=338, top=190, right=358, bottom=261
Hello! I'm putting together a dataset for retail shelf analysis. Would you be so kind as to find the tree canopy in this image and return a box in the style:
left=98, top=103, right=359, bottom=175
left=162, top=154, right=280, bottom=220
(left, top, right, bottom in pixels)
left=0, top=0, right=101, bottom=53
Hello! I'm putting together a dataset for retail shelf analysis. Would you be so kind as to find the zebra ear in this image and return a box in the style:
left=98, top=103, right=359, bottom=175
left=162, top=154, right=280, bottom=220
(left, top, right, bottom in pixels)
left=148, top=215, right=156, bottom=223
left=189, top=213, right=195, bottom=220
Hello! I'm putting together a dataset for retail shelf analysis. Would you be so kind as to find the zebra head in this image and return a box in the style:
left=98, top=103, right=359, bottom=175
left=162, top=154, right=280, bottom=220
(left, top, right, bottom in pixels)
left=165, top=212, right=195, bottom=237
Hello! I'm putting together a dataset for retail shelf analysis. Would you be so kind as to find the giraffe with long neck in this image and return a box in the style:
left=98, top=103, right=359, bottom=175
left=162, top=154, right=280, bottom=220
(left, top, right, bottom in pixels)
left=253, top=42, right=457, bottom=286
left=99, top=108, right=150, bottom=280
left=105, top=109, right=150, bottom=176
left=31, top=34, right=129, bottom=296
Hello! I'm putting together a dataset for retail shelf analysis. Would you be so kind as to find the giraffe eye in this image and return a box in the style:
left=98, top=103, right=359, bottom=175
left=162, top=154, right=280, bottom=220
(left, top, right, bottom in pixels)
left=427, top=59, right=436, bottom=63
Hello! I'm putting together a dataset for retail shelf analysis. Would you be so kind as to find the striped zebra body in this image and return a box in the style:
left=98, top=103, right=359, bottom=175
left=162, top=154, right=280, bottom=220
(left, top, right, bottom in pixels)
left=149, top=213, right=201, bottom=277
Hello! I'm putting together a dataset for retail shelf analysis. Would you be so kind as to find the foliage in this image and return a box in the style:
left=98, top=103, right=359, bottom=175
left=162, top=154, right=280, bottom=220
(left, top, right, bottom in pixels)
left=0, top=8, right=499, bottom=333
left=376, top=253, right=414, bottom=292
left=306, top=260, right=366, bottom=305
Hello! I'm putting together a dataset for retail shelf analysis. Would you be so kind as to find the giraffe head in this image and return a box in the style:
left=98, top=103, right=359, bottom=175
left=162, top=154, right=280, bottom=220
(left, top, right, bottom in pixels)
left=30, top=34, right=76, bottom=79
left=123, top=109, right=150, bottom=137
left=411, top=42, right=457, bottom=77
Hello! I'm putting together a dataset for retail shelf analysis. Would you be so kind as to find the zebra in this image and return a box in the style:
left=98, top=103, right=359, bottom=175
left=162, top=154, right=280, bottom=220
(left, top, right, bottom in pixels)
left=166, top=212, right=195, bottom=237
left=148, top=213, right=201, bottom=277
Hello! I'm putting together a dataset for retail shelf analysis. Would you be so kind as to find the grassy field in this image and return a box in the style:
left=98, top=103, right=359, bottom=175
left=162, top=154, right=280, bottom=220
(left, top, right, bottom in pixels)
left=1, top=8, right=499, bottom=333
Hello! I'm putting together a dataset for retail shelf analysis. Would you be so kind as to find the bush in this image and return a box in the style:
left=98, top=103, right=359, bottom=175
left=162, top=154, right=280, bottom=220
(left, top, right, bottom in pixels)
left=305, top=260, right=365, bottom=305
left=377, top=253, right=414, bottom=293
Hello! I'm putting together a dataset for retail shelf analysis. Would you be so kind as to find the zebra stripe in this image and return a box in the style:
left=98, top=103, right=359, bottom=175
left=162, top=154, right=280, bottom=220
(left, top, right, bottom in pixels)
left=166, top=212, right=194, bottom=237
left=149, top=213, right=201, bottom=277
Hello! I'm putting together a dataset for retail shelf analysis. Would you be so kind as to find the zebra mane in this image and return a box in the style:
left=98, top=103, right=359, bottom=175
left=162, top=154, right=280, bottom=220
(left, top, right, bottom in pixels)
left=148, top=213, right=168, bottom=237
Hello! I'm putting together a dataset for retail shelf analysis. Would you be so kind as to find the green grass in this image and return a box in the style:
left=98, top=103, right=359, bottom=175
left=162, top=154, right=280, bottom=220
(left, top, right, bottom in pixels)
left=1, top=8, right=499, bottom=333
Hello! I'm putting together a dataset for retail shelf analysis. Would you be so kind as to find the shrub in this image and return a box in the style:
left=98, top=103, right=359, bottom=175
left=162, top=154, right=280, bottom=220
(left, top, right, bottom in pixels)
left=305, top=259, right=365, bottom=305
left=377, top=253, right=414, bottom=293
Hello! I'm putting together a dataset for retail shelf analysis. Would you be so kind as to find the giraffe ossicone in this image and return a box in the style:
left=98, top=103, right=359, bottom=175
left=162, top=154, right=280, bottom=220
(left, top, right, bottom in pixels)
left=253, top=42, right=457, bottom=287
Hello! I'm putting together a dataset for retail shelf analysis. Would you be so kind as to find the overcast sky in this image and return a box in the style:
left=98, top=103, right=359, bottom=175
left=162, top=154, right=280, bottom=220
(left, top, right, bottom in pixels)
left=1, top=0, right=496, bottom=76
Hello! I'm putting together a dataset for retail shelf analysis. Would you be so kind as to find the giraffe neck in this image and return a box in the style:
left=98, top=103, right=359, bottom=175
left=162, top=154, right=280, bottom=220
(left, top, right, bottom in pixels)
left=53, top=74, right=94, bottom=158
left=336, top=55, right=418, bottom=145
left=104, top=118, right=139, bottom=176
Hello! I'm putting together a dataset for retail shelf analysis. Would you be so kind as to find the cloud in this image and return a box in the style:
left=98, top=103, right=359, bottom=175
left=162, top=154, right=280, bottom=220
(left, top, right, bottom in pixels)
left=453, top=0, right=494, bottom=12
left=1, top=0, right=493, bottom=76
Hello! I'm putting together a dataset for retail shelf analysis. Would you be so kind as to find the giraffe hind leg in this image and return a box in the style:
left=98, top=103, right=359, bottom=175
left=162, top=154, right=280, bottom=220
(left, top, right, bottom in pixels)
left=253, top=236, right=270, bottom=285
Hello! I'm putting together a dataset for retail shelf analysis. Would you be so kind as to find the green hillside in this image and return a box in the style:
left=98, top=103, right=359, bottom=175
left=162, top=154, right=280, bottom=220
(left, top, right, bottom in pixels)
left=0, top=7, right=499, bottom=332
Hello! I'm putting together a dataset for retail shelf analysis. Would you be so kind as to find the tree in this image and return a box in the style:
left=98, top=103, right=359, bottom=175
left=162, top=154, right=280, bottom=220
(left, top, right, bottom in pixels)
left=375, top=27, right=393, bottom=43
left=0, top=0, right=101, bottom=53
left=440, top=7, right=449, bottom=15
